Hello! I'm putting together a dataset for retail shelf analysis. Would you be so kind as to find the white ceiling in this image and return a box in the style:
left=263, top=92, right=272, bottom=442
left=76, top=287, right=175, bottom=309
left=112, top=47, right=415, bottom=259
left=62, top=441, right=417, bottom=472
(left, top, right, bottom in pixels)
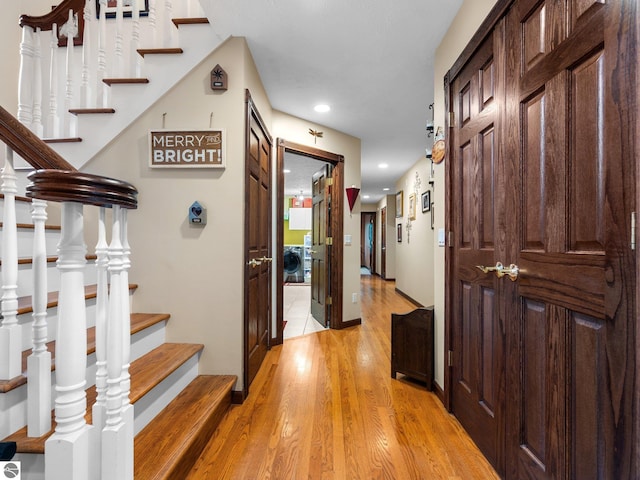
left=207, top=0, right=463, bottom=203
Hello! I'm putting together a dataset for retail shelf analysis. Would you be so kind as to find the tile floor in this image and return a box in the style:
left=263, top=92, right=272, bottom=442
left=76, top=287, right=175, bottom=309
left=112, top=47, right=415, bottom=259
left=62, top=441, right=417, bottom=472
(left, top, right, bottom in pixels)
left=283, top=284, right=327, bottom=339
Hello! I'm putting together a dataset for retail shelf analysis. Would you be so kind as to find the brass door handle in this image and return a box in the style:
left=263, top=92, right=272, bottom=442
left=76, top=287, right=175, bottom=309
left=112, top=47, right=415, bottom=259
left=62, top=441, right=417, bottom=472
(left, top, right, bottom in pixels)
left=476, top=262, right=519, bottom=281
left=258, top=256, right=272, bottom=263
left=247, top=258, right=262, bottom=268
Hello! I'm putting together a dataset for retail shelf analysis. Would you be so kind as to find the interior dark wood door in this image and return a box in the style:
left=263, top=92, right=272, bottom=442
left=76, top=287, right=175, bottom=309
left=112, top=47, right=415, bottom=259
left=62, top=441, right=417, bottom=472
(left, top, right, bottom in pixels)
left=449, top=28, right=505, bottom=472
left=380, top=207, right=386, bottom=278
left=310, top=164, right=330, bottom=327
left=503, top=1, right=636, bottom=478
left=245, top=95, right=272, bottom=390
left=448, top=1, right=637, bottom=478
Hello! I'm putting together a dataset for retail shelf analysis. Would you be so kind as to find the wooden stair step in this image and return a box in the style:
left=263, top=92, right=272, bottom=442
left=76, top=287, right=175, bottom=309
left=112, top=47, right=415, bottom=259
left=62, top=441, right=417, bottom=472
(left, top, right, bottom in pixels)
left=68, top=108, right=116, bottom=115
left=0, top=222, right=60, bottom=231
left=137, top=47, right=183, bottom=57
left=134, top=375, right=236, bottom=480
left=172, top=17, right=210, bottom=27
left=0, top=254, right=98, bottom=267
left=0, top=309, right=159, bottom=394
left=43, top=137, right=82, bottom=143
left=2, top=342, right=204, bottom=453
left=103, top=78, right=150, bottom=86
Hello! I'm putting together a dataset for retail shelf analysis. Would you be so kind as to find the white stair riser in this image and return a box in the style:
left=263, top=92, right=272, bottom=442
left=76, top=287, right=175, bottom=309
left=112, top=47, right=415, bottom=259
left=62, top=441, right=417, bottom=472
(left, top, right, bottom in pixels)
left=1, top=228, right=61, bottom=258
left=0, top=319, right=167, bottom=440
left=132, top=352, right=200, bottom=435
left=13, top=259, right=97, bottom=298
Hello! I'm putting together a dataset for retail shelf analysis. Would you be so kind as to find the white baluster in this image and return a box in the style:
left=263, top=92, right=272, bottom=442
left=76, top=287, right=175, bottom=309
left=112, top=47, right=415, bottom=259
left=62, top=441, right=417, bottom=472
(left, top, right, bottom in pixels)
left=81, top=0, right=94, bottom=107
left=114, top=0, right=124, bottom=77
left=92, top=208, right=109, bottom=434
left=60, top=10, right=78, bottom=137
left=0, top=148, right=22, bottom=381
left=27, top=199, right=51, bottom=437
left=164, top=0, right=174, bottom=47
left=119, top=207, right=133, bottom=479
left=97, top=0, right=108, bottom=108
left=17, top=26, right=35, bottom=129
left=44, top=202, right=96, bottom=480
left=48, top=24, right=61, bottom=138
left=130, top=0, right=141, bottom=77
left=149, top=0, right=158, bottom=46
left=102, top=205, right=131, bottom=480
left=32, top=28, right=44, bottom=137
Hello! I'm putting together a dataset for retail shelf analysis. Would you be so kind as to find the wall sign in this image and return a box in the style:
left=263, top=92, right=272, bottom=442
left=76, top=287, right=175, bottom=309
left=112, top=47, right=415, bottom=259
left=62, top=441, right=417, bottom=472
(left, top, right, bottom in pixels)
left=149, top=129, right=225, bottom=168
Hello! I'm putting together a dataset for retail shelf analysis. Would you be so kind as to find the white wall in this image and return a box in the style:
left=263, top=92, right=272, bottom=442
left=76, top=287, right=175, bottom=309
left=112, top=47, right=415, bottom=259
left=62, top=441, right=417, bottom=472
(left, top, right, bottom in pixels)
left=431, top=0, right=499, bottom=388
left=272, top=110, right=362, bottom=322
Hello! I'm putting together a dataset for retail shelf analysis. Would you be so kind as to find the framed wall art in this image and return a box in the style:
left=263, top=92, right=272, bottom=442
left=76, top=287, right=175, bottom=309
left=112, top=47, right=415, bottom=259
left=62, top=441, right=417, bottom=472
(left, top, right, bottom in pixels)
left=395, top=190, right=403, bottom=218
left=397, top=223, right=402, bottom=243
left=408, top=193, right=417, bottom=220
left=421, top=190, right=431, bottom=213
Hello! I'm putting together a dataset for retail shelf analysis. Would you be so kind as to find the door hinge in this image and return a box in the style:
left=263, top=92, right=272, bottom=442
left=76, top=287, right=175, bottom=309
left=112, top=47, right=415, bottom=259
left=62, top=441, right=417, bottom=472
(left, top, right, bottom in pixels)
left=326, top=296, right=332, bottom=305
left=448, top=350, right=454, bottom=367
left=448, top=112, right=455, bottom=126
left=326, top=178, right=333, bottom=186
left=326, top=236, right=333, bottom=245
left=632, top=212, right=636, bottom=250
left=448, top=231, right=453, bottom=247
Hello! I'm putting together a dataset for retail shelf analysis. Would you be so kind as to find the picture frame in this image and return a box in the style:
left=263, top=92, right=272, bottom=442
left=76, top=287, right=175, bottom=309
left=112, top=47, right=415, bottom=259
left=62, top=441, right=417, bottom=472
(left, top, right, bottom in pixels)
left=397, top=223, right=402, bottom=243
left=421, top=190, right=431, bottom=213
left=408, top=193, right=417, bottom=220
left=395, top=190, right=403, bottom=218
left=96, top=0, right=149, bottom=19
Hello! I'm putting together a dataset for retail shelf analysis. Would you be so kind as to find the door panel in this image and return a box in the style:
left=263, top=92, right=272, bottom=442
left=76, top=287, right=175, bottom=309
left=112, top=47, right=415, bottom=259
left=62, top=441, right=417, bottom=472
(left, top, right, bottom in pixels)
left=448, top=1, right=636, bottom=478
left=310, top=164, right=330, bottom=327
left=245, top=97, right=272, bottom=390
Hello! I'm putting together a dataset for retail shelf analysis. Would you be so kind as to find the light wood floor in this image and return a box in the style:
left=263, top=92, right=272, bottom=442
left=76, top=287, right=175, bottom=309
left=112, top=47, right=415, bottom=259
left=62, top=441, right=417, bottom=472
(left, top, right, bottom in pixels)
left=186, top=275, right=500, bottom=480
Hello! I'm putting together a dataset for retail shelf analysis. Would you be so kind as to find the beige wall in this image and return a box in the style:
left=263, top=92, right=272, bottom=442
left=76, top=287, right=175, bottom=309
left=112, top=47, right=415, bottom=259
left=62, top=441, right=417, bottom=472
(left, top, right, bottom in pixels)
left=272, top=111, right=362, bottom=322
left=431, top=0, right=499, bottom=388
left=393, top=156, right=434, bottom=307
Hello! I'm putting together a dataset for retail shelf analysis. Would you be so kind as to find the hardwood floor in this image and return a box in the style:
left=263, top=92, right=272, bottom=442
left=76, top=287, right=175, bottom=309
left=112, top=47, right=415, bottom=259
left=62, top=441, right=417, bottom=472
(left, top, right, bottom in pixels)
left=186, top=275, right=499, bottom=479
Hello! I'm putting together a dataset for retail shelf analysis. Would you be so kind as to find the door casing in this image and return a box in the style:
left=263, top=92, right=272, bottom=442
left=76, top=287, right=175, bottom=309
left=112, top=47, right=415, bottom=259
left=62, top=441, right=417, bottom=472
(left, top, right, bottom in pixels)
left=274, top=139, right=346, bottom=346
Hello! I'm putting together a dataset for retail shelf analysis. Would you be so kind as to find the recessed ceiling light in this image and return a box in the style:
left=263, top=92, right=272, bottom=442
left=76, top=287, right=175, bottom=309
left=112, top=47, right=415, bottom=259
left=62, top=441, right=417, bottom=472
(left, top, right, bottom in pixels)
left=314, top=104, right=330, bottom=113
left=383, top=188, right=390, bottom=191
left=283, top=169, right=291, bottom=173
left=362, top=195, right=370, bottom=199
left=378, top=163, right=388, bottom=169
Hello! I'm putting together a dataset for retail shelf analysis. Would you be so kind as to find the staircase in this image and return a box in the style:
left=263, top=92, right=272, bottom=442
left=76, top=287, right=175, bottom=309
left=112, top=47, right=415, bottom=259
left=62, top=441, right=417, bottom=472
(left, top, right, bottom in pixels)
left=1, top=1, right=237, bottom=478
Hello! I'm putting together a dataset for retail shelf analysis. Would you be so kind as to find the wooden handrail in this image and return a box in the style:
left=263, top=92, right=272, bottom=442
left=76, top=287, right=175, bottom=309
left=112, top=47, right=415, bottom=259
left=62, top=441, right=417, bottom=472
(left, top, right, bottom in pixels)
left=0, top=106, right=74, bottom=171
left=19, top=0, right=84, bottom=32
left=27, top=170, right=138, bottom=209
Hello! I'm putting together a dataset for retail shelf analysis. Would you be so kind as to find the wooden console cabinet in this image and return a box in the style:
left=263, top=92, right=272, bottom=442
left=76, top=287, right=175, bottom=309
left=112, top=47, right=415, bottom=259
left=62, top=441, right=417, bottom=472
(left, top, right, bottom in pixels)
left=390, top=307, right=434, bottom=390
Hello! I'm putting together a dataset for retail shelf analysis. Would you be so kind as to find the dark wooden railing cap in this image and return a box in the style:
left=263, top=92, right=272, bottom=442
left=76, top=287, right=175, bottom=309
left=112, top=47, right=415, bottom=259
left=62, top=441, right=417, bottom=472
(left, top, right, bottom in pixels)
left=0, top=106, right=74, bottom=171
left=19, top=0, right=84, bottom=32
left=27, top=170, right=138, bottom=210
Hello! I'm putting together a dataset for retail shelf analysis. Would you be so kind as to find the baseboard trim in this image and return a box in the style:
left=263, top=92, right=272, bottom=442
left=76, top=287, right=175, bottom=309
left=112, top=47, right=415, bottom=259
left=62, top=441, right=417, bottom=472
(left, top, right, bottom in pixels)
left=433, top=381, right=445, bottom=405
left=231, top=389, right=245, bottom=404
left=334, top=318, right=361, bottom=330
left=394, top=287, right=423, bottom=308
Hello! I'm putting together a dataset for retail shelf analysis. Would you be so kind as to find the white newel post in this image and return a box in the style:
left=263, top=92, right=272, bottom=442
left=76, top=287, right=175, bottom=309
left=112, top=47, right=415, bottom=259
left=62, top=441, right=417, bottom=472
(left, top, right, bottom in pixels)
left=45, top=202, right=97, bottom=480
left=27, top=199, right=52, bottom=437
left=102, top=205, right=132, bottom=480
left=0, top=149, right=21, bottom=381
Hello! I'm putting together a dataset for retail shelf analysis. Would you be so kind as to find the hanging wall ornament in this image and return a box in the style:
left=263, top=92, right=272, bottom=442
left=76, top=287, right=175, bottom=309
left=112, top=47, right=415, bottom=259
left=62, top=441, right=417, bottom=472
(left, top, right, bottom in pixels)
left=432, top=126, right=446, bottom=164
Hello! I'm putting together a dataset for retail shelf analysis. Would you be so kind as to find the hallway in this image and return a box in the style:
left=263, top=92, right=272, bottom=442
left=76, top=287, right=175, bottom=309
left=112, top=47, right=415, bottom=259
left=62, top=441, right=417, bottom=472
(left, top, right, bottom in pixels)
left=186, top=275, right=499, bottom=479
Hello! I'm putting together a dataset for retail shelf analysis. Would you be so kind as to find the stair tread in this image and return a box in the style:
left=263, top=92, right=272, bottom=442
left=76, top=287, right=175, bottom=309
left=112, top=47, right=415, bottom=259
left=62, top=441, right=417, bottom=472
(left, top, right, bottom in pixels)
left=137, top=47, right=183, bottom=57
left=43, top=137, right=82, bottom=143
left=103, top=78, right=150, bottom=85
left=2, top=342, right=204, bottom=453
left=0, top=222, right=60, bottom=230
left=68, top=108, right=116, bottom=115
left=134, top=375, right=236, bottom=480
left=1, top=254, right=98, bottom=267
left=172, top=17, right=210, bottom=27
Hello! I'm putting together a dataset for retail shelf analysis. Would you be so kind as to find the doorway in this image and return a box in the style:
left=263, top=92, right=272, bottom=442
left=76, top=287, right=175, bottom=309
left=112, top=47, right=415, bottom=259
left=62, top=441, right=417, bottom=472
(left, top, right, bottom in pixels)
left=360, top=212, right=376, bottom=275
left=275, top=139, right=345, bottom=345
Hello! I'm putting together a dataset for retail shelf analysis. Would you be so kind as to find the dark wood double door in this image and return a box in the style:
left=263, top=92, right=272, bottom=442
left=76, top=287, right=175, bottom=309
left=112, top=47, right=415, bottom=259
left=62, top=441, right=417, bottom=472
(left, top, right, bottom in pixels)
left=448, top=1, right=637, bottom=478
